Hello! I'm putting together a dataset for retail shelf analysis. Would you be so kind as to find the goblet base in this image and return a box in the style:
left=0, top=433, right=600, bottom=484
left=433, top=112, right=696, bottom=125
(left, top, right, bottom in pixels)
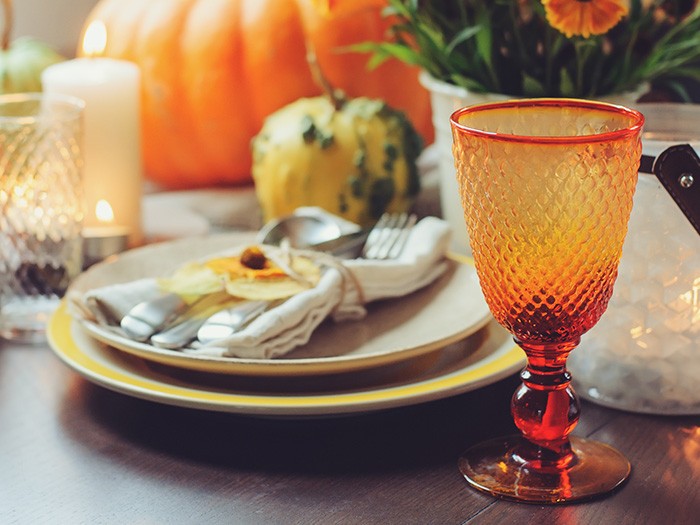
left=458, top=435, right=630, bottom=504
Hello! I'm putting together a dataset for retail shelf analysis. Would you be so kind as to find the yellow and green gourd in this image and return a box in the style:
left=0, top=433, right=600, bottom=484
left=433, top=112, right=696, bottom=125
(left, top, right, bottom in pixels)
left=252, top=94, right=423, bottom=227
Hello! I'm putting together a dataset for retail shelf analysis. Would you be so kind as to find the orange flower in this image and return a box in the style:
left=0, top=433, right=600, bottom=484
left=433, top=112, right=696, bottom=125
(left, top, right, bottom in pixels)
left=542, top=0, right=629, bottom=38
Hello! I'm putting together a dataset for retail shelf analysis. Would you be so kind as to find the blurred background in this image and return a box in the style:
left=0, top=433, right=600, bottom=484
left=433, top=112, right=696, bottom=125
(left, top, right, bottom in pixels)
left=16, top=0, right=99, bottom=56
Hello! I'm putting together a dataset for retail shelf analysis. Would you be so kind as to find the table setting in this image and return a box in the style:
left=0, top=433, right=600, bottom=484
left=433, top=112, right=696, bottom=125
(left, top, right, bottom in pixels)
left=2, top=0, right=700, bottom=522
left=46, top=207, right=524, bottom=417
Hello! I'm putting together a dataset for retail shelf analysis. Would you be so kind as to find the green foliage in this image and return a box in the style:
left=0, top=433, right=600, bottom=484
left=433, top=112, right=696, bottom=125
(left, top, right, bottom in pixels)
left=356, top=0, right=700, bottom=99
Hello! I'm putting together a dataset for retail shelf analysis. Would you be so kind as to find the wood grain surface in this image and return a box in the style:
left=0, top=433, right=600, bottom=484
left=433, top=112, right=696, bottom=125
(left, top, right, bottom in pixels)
left=1, top=340, right=699, bottom=524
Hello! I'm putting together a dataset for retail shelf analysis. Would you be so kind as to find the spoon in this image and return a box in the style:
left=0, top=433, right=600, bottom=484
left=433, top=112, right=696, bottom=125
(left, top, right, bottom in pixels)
left=256, top=214, right=342, bottom=248
left=257, top=213, right=371, bottom=258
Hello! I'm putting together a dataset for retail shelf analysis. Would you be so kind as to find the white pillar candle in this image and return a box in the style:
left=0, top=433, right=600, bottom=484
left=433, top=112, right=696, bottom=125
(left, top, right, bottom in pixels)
left=41, top=21, right=143, bottom=246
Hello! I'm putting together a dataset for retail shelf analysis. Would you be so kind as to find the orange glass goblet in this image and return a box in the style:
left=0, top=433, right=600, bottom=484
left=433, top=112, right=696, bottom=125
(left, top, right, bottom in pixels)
left=450, top=99, right=644, bottom=503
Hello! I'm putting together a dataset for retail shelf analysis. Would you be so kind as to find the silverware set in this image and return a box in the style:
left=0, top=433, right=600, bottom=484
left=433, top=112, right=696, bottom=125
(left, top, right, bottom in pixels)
left=151, top=299, right=269, bottom=349
left=119, top=212, right=417, bottom=350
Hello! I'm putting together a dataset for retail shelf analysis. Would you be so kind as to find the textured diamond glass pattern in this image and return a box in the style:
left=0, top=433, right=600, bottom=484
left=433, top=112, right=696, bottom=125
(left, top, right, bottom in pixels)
left=0, top=94, right=84, bottom=342
left=452, top=102, right=642, bottom=344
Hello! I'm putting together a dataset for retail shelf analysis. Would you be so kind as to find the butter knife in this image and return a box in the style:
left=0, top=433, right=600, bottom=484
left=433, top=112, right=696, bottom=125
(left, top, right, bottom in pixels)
left=196, top=300, right=269, bottom=345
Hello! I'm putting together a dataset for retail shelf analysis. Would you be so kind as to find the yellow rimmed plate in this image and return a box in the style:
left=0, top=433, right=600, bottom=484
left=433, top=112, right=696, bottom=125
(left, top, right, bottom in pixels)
left=48, top=307, right=524, bottom=417
left=68, top=232, right=493, bottom=376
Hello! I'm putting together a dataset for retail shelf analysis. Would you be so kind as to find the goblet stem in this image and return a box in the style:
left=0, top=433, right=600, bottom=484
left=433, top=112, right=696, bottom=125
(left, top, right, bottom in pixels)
left=511, top=340, right=581, bottom=472
left=458, top=338, right=631, bottom=503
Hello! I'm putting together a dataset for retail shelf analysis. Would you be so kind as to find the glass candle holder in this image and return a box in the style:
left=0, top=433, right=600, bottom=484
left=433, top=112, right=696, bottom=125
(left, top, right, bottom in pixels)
left=570, top=103, right=700, bottom=414
left=0, top=93, right=85, bottom=343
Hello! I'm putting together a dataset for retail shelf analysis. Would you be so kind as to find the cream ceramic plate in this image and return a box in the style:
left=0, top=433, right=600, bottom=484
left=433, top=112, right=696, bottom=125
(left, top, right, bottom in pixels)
left=48, top=307, right=524, bottom=416
left=69, top=232, right=492, bottom=376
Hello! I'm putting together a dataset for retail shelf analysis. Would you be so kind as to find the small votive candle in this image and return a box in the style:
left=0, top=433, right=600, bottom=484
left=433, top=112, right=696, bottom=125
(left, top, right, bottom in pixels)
left=82, top=199, right=129, bottom=269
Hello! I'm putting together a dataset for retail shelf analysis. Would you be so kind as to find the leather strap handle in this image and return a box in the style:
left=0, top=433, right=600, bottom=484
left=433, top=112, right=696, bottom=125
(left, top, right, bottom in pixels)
left=639, top=145, right=700, bottom=236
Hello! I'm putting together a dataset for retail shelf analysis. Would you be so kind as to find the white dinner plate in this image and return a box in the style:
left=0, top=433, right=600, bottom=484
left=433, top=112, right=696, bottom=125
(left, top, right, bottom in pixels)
left=68, top=232, right=493, bottom=376
left=48, top=304, right=525, bottom=417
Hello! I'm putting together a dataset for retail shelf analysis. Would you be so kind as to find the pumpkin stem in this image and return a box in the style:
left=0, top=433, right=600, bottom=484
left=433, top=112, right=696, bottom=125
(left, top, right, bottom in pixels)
left=306, top=40, right=344, bottom=111
left=1, top=0, right=12, bottom=51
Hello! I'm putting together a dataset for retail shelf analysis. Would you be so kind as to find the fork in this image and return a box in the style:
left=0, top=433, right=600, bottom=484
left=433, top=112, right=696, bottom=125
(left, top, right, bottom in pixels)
left=306, top=212, right=417, bottom=259
left=123, top=212, right=418, bottom=348
left=362, top=212, right=417, bottom=260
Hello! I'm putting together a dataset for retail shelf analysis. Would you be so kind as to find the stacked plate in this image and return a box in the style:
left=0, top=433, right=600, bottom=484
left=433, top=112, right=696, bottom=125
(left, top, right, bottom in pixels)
left=48, top=232, right=524, bottom=417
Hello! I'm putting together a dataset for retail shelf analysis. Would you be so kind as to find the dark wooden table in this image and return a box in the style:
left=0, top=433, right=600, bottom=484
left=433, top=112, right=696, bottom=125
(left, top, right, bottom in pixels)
left=2, top=336, right=699, bottom=525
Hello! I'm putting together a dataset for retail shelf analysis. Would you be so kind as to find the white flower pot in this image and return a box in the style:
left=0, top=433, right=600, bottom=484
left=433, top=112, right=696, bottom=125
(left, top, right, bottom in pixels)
left=419, top=72, right=511, bottom=254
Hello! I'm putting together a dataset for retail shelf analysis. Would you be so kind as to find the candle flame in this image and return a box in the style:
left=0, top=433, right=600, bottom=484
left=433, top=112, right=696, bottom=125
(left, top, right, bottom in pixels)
left=95, top=199, right=115, bottom=224
left=82, top=20, right=107, bottom=57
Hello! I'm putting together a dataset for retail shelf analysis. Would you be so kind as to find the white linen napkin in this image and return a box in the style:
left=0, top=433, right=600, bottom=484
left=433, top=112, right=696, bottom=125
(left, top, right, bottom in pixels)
left=70, top=216, right=452, bottom=359
left=71, top=279, right=162, bottom=326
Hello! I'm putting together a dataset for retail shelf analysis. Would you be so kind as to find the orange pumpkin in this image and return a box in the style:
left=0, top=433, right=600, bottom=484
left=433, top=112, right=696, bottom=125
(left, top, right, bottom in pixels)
left=80, top=0, right=432, bottom=189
